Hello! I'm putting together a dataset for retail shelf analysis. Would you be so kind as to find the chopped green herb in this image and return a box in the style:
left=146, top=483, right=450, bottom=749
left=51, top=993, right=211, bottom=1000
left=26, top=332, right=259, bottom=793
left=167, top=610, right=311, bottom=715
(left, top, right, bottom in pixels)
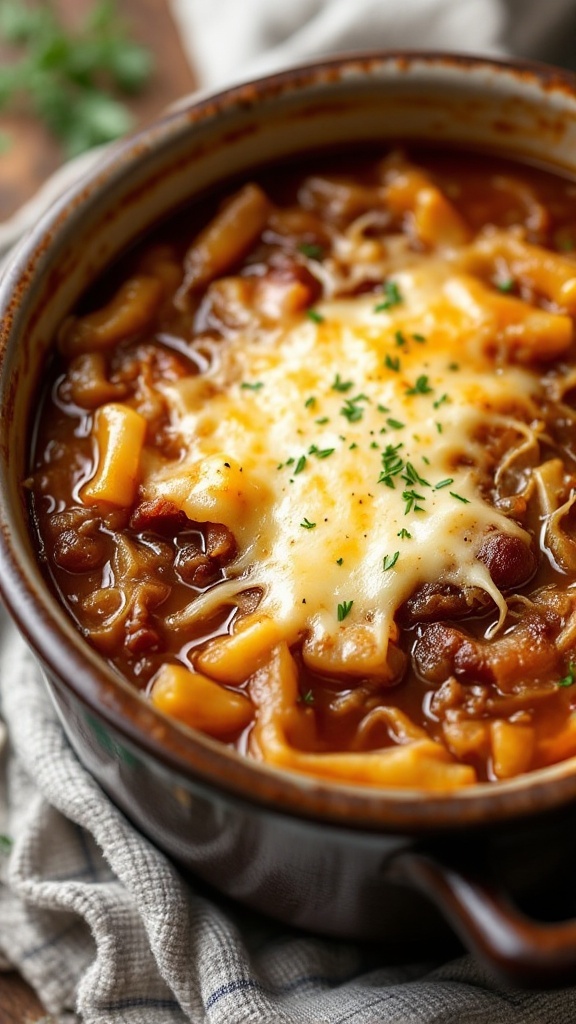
left=412, top=333, right=426, bottom=343
left=331, top=374, right=354, bottom=393
left=336, top=557, right=344, bottom=565
left=0, top=0, right=153, bottom=157
left=496, top=278, right=515, bottom=293
left=403, top=462, right=430, bottom=487
left=307, top=309, right=325, bottom=324
left=315, top=416, right=330, bottom=425
left=299, top=688, right=315, bottom=704
left=397, top=528, right=412, bottom=539
left=374, top=279, right=403, bottom=312
left=315, top=447, right=335, bottom=459
left=406, top=375, right=433, bottom=396
left=377, top=404, right=390, bottom=413
left=386, top=417, right=405, bottom=430
left=422, top=455, right=430, bottom=466
left=435, top=421, right=443, bottom=434
left=340, top=394, right=369, bottom=423
left=448, top=362, right=460, bottom=371
left=300, top=517, right=316, bottom=529
left=434, top=478, right=454, bottom=490
left=383, top=551, right=400, bottom=571
left=559, top=662, right=576, bottom=687
left=337, top=600, right=354, bottom=621
left=450, top=491, right=470, bottom=503
left=304, top=396, right=317, bottom=408
left=433, top=393, right=449, bottom=409
left=394, top=329, right=407, bottom=347
left=294, top=455, right=307, bottom=474
left=298, top=242, right=324, bottom=260
left=402, top=488, right=426, bottom=514
left=385, top=354, right=401, bottom=372
left=349, top=442, right=358, bottom=450
left=241, top=381, right=264, bottom=391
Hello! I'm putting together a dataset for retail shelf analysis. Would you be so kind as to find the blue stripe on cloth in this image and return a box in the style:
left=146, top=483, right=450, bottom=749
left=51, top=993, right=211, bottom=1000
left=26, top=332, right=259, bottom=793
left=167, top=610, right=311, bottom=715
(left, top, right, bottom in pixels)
left=99, top=998, right=181, bottom=1011
left=206, top=972, right=358, bottom=1009
left=21, top=922, right=80, bottom=961
left=206, top=979, right=263, bottom=1009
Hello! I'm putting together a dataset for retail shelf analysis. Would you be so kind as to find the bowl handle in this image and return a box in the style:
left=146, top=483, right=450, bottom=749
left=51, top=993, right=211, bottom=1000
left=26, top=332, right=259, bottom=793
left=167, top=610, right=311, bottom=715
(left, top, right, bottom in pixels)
left=389, top=846, right=576, bottom=987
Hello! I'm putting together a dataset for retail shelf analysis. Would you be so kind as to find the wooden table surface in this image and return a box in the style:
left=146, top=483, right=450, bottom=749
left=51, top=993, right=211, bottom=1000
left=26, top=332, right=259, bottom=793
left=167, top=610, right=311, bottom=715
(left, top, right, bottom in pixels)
left=0, top=0, right=196, bottom=1017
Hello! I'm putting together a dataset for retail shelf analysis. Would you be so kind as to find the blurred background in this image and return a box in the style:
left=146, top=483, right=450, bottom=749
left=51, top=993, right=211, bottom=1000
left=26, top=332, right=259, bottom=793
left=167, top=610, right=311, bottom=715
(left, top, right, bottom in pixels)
left=2, top=0, right=576, bottom=225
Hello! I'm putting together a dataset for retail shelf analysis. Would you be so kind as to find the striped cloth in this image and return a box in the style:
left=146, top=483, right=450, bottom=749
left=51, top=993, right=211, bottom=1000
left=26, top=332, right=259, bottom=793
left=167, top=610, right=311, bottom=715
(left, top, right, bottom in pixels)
left=3, top=616, right=576, bottom=1021
left=3, top=1, right=576, bottom=1018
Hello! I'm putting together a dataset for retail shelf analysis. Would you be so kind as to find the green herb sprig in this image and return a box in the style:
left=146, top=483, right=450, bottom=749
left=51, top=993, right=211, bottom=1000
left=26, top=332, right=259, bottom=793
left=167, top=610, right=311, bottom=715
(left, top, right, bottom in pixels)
left=0, top=0, right=153, bottom=157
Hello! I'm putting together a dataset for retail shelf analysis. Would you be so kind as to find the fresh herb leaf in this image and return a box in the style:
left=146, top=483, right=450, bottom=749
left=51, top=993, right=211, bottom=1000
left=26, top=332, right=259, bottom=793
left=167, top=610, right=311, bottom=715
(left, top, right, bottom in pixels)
left=496, top=278, right=515, bottom=293
left=0, top=0, right=153, bottom=156
left=383, top=551, right=400, bottom=571
left=299, top=689, right=315, bottom=704
left=406, top=375, right=433, bottom=396
left=241, top=381, right=263, bottom=391
left=394, top=329, right=407, bottom=347
left=397, top=528, right=412, bottom=539
left=434, top=478, right=454, bottom=489
left=374, top=279, right=403, bottom=312
left=559, top=662, right=576, bottom=687
left=450, top=491, right=470, bottom=503
left=402, top=488, right=426, bottom=514
left=412, top=333, right=426, bottom=343
left=386, top=417, right=405, bottom=430
left=298, top=242, right=324, bottom=260
left=304, top=396, right=316, bottom=408
left=337, top=600, right=353, bottom=621
left=300, top=517, right=316, bottom=529
left=384, top=354, right=400, bottom=372
left=331, top=374, right=354, bottom=392
left=307, top=308, right=325, bottom=323
left=294, top=455, right=307, bottom=474
left=336, top=557, right=343, bottom=565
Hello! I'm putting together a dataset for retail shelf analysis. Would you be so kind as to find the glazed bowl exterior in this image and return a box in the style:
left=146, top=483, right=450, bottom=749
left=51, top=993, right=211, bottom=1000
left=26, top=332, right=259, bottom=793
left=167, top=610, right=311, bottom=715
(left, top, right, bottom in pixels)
left=3, top=52, right=576, bottom=983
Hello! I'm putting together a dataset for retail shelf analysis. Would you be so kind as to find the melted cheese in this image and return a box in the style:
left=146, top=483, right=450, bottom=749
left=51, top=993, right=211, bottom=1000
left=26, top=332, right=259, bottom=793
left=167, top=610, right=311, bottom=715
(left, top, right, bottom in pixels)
left=143, top=257, right=550, bottom=678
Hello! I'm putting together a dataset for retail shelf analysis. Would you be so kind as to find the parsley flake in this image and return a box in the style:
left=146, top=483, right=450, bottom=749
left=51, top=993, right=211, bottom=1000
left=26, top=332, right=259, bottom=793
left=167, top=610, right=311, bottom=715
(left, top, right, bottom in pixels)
left=300, top=517, right=316, bottom=529
left=434, top=478, right=454, bottom=490
left=412, top=333, right=426, bottom=343
left=336, top=557, right=344, bottom=565
left=299, top=688, right=316, bottom=704
left=374, top=279, right=403, bottom=312
left=406, top=375, right=433, bottom=396
left=241, top=381, right=263, bottom=390
left=383, top=551, right=400, bottom=571
left=559, top=662, right=576, bottom=687
left=397, top=528, right=412, bottom=539
left=298, top=242, right=324, bottom=260
left=450, top=491, right=470, bottom=503
left=387, top=417, right=405, bottom=430
left=395, top=329, right=407, bottom=347
left=304, top=396, right=317, bottom=408
left=496, top=278, right=515, bottom=293
left=403, top=489, right=426, bottom=514
left=294, top=455, right=307, bottom=474
left=337, top=600, right=354, bottom=621
left=331, top=374, right=354, bottom=393
left=385, top=354, right=401, bottom=372
left=307, top=309, right=325, bottom=323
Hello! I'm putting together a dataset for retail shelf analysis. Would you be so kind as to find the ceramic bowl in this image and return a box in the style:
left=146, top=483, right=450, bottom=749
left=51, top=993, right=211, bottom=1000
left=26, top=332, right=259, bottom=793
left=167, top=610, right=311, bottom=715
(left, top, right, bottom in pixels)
left=3, top=52, right=576, bottom=985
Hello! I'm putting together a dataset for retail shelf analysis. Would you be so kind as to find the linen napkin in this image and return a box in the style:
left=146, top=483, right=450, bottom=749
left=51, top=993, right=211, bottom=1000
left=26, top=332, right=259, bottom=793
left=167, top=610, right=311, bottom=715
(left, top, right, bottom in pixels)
left=3, top=2, right=576, bottom=1021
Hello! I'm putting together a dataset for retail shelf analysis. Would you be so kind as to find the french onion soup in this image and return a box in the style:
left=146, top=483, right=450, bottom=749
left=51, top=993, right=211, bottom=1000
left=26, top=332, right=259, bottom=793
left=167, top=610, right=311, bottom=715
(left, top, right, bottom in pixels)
left=28, top=147, right=576, bottom=790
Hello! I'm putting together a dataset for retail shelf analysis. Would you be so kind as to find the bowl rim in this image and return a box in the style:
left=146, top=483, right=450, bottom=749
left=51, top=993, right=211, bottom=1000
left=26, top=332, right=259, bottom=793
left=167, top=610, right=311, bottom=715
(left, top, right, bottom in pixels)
left=3, top=49, right=576, bottom=834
